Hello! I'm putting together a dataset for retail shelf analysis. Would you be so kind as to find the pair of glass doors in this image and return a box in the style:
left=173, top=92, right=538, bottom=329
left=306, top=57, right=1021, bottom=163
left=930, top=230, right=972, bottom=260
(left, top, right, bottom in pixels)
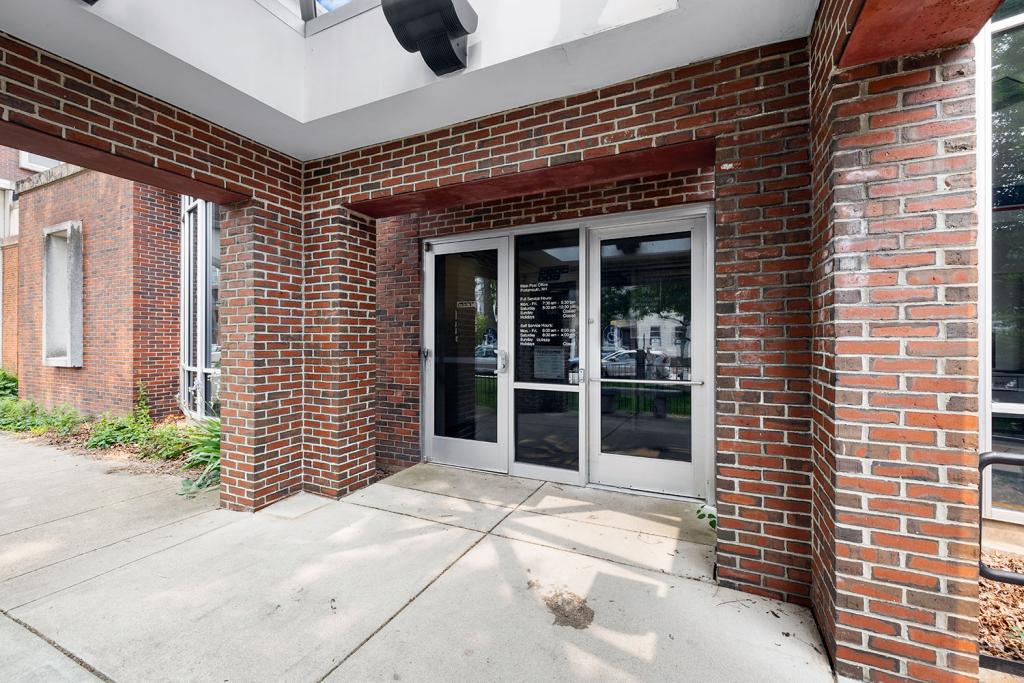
left=421, top=208, right=712, bottom=499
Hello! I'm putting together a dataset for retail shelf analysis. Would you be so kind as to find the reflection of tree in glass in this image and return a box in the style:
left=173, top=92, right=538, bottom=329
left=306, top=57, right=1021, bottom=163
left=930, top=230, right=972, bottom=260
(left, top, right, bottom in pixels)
left=601, top=281, right=691, bottom=334
left=993, top=28, right=1024, bottom=207
left=993, top=213, right=1024, bottom=378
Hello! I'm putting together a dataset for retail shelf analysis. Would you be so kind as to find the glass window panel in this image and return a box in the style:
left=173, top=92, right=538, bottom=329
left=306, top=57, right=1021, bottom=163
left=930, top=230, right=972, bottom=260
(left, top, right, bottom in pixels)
left=600, top=384, right=691, bottom=461
left=992, top=24, right=1024, bottom=402
left=206, top=206, right=221, bottom=370
left=204, top=373, right=221, bottom=417
left=318, top=0, right=353, bottom=13
left=600, top=232, right=691, bottom=381
left=515, top=230, right=579, bottom=385
left=994, top=0, right=1024, bottom=22
left=992, top=414, right=1024, bottom=513
left=515, top=389, right=579, bottom=470
left=434, top=250, right=499, bottom=442
left=185, top=370, right=198, bottom=413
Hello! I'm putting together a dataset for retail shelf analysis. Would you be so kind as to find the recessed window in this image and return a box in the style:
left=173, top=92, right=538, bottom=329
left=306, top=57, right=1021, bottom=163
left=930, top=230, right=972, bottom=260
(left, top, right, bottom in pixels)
left=19, top=151, right=60, bottom=173
left=42, top=221, right=83, bottom=368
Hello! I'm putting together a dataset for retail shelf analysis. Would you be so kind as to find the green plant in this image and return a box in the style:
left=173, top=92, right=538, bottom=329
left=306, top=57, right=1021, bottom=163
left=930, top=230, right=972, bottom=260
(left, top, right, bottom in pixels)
left=139, top=422, right=191, bottom=460
left=132, top=383, right=152, bottom=430
left=85, top=413, right=145, bottom=449
left=0, top=398, right=47, bottom=432
left=179, top=419, right=221, bottom=496
left=0, top=370, right=17, bottom=399
left=84, top=384, right=155, bottom=450
left=697, top=504, right=717, bottom=530
left=39, top=404, right=87, bottom=437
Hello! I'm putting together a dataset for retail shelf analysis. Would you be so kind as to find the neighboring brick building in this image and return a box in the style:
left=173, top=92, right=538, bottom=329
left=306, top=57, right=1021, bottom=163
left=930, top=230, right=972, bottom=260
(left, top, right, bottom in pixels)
left=13, top=164, right=181, bottom=418
left=0, top=0, right=1018, bottom=680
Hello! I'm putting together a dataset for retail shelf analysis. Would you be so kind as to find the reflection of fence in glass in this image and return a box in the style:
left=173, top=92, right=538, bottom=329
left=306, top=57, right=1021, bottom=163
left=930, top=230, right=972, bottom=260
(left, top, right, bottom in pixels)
left=475, top=375, right=498, bottom=408
left=611, top=388, right=690, bottom=416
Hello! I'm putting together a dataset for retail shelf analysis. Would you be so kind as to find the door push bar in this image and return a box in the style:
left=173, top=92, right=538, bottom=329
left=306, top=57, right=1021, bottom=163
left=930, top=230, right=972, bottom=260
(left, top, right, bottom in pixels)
left=980, top=451, right=1024, bottom=586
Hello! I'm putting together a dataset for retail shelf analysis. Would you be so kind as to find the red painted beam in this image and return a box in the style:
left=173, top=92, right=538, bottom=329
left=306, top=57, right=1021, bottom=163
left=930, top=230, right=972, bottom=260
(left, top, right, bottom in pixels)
left=840, top=0, right=1002, bottom=68
left=345, top=138, right=716, bottom=219
left=0, top=119, right=248, bottom=204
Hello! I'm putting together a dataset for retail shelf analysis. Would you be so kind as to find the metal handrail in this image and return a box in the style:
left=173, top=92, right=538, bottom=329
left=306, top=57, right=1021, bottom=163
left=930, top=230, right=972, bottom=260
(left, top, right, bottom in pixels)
left=980, top=451, right=1024, bottom=585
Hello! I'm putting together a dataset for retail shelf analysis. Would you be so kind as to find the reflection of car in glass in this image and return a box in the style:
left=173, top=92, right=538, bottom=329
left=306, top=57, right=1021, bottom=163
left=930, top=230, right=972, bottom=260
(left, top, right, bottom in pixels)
left=475, top=344, right=497, bottom=376
left=601, top=349, right=674, bottom=380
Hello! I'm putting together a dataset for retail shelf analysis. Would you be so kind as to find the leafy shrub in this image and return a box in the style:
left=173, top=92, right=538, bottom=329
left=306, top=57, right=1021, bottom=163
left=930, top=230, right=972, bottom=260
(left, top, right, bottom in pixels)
left=179, top=419, right=221, bottom=496
left=139, top=422, right=191, bottom=460
left=85, top=413, right=146, bottom=449
left=697, top=504, right=717, bottom=530
left=0, top=398, right=47, bottom=432
left=37, top=405, right=87, bottom=438
left=0, top=370, right=17, bottom=399
left=84, top=383, right=154, bottom=450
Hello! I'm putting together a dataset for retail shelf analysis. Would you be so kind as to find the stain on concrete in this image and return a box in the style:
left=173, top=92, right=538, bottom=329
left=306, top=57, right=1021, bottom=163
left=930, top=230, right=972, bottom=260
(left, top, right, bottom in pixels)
left=543, top=589, right=594, bottom=630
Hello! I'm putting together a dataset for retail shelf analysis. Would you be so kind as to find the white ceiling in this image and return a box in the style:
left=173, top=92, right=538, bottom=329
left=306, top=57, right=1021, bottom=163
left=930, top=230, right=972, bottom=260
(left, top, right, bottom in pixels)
left=0, top=0, right=819, bottom=161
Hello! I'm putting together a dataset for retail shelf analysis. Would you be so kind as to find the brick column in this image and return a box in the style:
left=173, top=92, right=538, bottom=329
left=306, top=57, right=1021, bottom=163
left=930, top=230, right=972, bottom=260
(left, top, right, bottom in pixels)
left=219, top=200, right=305, bottom=511
left=301, top=201, right=377, bottom=497
left=810, top=29, right=980, bottom=682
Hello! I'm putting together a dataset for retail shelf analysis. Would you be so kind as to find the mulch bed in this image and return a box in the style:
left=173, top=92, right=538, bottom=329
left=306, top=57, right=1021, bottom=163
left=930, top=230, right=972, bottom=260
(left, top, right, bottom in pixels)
left=982, top=551, right=1024, bottom=661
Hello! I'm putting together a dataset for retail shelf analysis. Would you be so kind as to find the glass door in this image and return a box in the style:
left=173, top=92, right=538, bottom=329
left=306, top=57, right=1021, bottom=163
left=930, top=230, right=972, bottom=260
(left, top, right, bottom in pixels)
left=423, top=237, right=511, bottom=472
left=586, top=218, right=711, bottom=498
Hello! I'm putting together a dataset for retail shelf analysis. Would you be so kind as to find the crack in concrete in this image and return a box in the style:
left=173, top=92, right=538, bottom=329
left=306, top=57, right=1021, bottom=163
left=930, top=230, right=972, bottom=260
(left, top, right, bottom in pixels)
left=1, top=610, right=114, bottom=682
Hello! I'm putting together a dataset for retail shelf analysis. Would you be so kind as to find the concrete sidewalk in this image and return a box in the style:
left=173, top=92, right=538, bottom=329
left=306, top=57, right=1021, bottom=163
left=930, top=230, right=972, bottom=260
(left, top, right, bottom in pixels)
left=0, top=435, right=832, bottom=682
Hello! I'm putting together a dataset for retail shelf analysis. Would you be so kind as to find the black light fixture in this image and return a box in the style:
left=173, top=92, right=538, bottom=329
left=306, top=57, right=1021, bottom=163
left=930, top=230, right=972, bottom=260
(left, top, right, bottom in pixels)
left=381, top=0, right=478, bottom=77
left=81, top=0, right=100, bottom=4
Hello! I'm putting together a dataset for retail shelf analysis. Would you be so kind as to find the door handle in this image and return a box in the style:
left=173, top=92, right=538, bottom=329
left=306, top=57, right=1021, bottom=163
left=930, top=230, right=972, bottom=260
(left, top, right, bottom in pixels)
left=496, top=349, right=509, bottom=374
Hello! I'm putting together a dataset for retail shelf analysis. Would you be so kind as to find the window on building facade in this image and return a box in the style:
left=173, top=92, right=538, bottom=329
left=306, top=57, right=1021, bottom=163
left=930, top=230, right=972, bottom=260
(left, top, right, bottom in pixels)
left=18, top=151, right=60, bottom=173
left=0, top=185, right=15, bottom=240
left=984, top=2, right=1024, bottom=521
left=180, top=198, right=221, bottom=420
left=42, top=221, right=83, bottom=367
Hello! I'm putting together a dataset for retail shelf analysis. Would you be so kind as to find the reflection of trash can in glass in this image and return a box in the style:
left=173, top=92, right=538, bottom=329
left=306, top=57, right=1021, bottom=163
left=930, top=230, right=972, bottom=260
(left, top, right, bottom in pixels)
left=601, top=388, right=616, bottom=414
left=654, top=393, right=667, bottom=419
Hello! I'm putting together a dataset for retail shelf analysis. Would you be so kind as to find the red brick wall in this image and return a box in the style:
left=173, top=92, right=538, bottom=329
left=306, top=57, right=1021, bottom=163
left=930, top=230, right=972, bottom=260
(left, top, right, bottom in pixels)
left=0, top=144, right=35, bottom=183
left=309, top=39, right=817, bottom=606
left=1, top=240, right=16, bottom=373
left=17, top=168, right=135, bottom=415
left=132, top=182, right=180, bottom=420
left=809, top=0, right=981, bottom=679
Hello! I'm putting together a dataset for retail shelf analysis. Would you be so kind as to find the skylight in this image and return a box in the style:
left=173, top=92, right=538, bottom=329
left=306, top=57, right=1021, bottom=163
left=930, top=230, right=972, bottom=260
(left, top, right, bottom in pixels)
left=275, top=0, right=359, bottom=21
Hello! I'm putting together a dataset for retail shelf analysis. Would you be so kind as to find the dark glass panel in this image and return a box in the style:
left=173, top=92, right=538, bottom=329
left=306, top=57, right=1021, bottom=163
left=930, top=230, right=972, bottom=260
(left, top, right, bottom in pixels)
left=992, top=414, right=1024, bottom=512
left=434, top=250, right=499, bottom=442
left=515, top=230, right=579, bottom=385
left=600, top=384, right=691, bottom=462
left=514, top=389, right=579, bottom=470
left=994, top=0, right=1024, bottom=22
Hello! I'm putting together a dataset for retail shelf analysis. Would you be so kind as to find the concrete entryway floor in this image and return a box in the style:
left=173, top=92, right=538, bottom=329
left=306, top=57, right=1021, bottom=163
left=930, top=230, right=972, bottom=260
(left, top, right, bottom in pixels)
left=0, top=436, right=832, bottom=682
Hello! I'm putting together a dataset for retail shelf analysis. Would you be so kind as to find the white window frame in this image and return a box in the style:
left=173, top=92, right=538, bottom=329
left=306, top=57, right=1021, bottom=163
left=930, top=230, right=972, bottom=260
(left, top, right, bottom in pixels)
left=18, top=151, right=58, bottom=173
left=979, top=9, right=1024, bottom=524
left=179, top=196, right=221, bottom=421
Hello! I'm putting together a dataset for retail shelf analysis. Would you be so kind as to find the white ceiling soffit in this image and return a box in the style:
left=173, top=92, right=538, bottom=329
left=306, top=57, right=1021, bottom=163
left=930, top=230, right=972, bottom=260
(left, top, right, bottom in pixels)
left=0, top=0, right=818, bottom=161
